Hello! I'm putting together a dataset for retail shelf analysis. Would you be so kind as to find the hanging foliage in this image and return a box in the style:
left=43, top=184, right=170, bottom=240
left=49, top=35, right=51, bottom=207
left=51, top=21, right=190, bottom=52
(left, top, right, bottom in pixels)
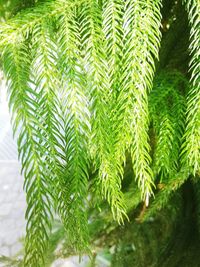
left=0, top=0, right=199, bottom=266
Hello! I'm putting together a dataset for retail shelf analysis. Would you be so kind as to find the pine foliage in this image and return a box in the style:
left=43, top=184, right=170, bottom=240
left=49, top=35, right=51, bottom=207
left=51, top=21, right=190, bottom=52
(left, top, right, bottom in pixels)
left=0, top=0, right=199, bottom=266
left=2, top=41, right=54, bottom=266
left=182, top=0, right=200, bottom=175
left=141, top=70, right=189, bottom=221
left=149, top=71, right=187, bottom=182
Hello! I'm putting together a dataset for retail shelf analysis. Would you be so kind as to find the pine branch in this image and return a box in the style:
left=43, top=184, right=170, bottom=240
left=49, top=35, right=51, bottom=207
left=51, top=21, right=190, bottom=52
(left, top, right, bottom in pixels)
left=153, top=112, right=176, bottom=180
left=150, top=71, right=187, bottom=182
left=1, top=1, right=199, bottom=264
left=2, top=41, right=53, bottom=267
left=115, top=0, right=162, bottom=204
left=102, top=0, right=124, bottom=91
left=182, top=0, right=200, bottom=175
left=0, top=0, right=85, bottom=48
left=79, top=0, right=127, bottom=223
left=56, top=7, right=91, bottom=251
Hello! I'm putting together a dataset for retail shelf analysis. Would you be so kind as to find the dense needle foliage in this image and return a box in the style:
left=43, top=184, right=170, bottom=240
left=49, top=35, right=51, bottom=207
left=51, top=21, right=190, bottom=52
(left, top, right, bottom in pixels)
left=0, top=0, right=199, bottom=266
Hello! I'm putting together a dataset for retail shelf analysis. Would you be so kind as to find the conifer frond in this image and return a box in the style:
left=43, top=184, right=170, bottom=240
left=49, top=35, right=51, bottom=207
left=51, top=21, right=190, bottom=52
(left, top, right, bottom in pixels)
left=1, top=0, right=199, bottom=264
left=115, top=0, right=162, bottom=204
left=153, top=113, right=176, bottom=179
left=102, top=0, right=124, bottom=90
left=2, top=42, right=53, bottom=267
left=144, top=71, right=188, bottom=221
left=182, top=0, right=200, bottom=175
left=150, top=71, right=187, bottom=181
left=79, top=0, right=127, bottom=223
left=55, top=8, right=91, bottom=250
left=0, top=0, right=84, bottom=48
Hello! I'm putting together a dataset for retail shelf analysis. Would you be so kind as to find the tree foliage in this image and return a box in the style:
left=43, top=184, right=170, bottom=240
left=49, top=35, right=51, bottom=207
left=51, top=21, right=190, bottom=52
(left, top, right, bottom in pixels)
left=0, top=0, right=199, bottom=266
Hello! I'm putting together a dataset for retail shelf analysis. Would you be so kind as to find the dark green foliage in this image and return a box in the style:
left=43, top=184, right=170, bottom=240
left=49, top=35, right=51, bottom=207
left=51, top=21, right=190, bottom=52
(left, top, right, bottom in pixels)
left=149, top=71, right=187, bottom=182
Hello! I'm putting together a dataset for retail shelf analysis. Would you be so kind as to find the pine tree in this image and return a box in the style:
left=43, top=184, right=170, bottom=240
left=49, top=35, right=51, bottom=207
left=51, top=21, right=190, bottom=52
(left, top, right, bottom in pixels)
left=0, top=0, right=199, bottom=266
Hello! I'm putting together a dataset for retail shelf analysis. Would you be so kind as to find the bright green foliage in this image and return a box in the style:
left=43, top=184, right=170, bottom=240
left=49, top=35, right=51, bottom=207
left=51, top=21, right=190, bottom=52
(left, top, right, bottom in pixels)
left=115, top=0, right=162, bottom=205
left=78, top=0, right=127, bottom=222
left=181, top=0, right=200, bottom=176
left=0, top=0, right=199, bottom=266
left=56, top=8, right=91, bottom=250
left=2, top=42, right=54, bottom=266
